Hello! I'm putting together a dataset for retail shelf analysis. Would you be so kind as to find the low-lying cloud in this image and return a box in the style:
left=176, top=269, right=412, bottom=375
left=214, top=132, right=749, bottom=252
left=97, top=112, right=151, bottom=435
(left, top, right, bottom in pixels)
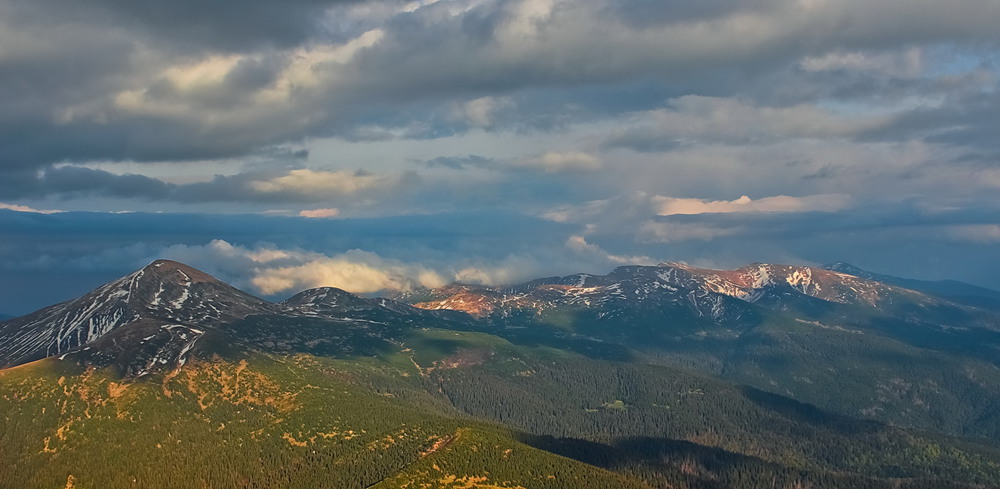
left=653, top=194, right=852, bottom=216
left=298, top=208, right=340, bottom=218
left=0, top=203, right=63, bottom=214
left=251, top=253, right=447, bottom=295
left=249, top=169, right=389, bottom=196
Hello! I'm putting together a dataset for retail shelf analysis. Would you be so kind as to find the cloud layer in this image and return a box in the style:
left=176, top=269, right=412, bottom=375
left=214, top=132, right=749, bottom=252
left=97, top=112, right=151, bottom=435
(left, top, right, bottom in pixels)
left=1, top=0, right=999, bottom=313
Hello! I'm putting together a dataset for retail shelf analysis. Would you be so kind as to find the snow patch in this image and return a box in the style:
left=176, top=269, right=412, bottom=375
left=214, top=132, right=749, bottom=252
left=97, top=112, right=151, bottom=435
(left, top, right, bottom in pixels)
left=171, top=287, right=190, bottom=310
left=150, top=281, right=166, bottom=306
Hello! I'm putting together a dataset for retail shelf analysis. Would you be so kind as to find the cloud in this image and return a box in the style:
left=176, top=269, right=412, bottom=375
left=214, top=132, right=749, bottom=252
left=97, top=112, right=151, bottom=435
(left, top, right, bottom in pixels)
left=0, top=165, right=409, bottom=207
left=604, top=96, right=893, bottom=151
left=565, top=235, right=655, bottom=265
left=153, top=239, right=447, bottom=295
left=638, top=221, right=744, bottom=243
left=251, top=251, right=448, bottom=295
left=249, top=169, right=388, bottom=195
left=513, top=151, right=602, bottom=173
left=5, top=205, right=1000, bottom=317
left=0, top=203, right=63, bottom=214
left=3, top=0, right=1000, bottom=178
left=155, top=239, right=556, bottom=295
left=298, top=208, right=340, bottom=218
left=653, top=194, right=852, bottom=216
left=800, top=48, right=924, bottom=77
left=64, top=0, right=363, bottom=51
left=541, top=198, right=615, bottom=223
left=452, top=254, right=550, bottom=287
left=0, top=166, right=175, bottom=201
left=452, top=96, right=512, bottom=128
left=2, top=0, right=1000, bottom=314
left=416, top=154, right=496, bottom=170
left=947, top=224, right=1000, bottom=243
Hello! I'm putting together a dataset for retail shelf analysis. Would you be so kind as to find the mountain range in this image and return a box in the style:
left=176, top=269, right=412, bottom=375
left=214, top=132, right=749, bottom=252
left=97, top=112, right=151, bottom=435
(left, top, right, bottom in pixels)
left=2, top=259, right=1000, bottom=488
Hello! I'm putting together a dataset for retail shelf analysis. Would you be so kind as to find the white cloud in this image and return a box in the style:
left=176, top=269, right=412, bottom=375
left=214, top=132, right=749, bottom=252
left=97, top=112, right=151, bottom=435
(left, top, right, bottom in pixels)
left=252, top=252, right=448, bottom=295
left=0, top=203, right=63, bottom=214
left=455, top=266, right=524, bottom=285
left=453, top=96, right=511, bottom=127
left=158, top=240, right=446, bottom=295
left=154, top=237, right=618, bottom=295
left=299, top=208, right=340, bottom=218
left=800, top=48, right=924, bottom=77
left=250, top=169, right=389, bottom=196
left=156, top=239, right=564, bottom=296
left=565, top=235, right=655, bottom=265
left=652, top=194, right=851, bottom=216
left=112, top=29, right=386, bottom=121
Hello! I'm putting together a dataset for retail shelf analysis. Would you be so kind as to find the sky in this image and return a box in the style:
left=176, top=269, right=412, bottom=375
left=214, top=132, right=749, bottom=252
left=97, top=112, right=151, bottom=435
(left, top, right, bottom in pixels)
left=2, top=0, right=1000, bottom=315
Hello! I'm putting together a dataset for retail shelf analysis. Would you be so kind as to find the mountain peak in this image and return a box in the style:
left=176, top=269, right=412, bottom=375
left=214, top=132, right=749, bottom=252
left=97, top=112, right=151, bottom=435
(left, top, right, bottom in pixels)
left=821, top=262, right=865, bottom=275
left=143, top=259, right=221, bottom=285
left=0, top=259, right=273, bottom=371
left=281, top=286, right=373, bottom=314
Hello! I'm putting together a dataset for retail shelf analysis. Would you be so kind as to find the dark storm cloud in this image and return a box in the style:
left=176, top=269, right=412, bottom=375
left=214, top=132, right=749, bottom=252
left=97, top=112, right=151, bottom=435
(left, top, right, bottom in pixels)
left=40, top=166, right=175, bottom=200
left=0, top=0, right=354, bottom=171
left=0, top=160, right=598, bottom=213
left=0, top=167, right=173, bottom=200
left=0, top=101, right=315, bottom=172
left=0, top=165, right=413, bottom=205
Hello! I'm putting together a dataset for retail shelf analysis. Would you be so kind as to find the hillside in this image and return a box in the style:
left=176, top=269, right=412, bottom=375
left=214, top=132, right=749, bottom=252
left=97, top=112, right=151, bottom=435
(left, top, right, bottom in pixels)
left=2, top=260, right=1000, bottom=488
left=407, top=262, right=1000, bottom=440
left=0, top=354, right=649, bottom=489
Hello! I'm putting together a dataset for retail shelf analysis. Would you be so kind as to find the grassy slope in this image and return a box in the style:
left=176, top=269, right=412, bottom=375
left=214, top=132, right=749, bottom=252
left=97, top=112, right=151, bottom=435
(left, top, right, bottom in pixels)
left=0, top=353, right=645, bottom=489
left=3, top=323, right=1000, bottom=489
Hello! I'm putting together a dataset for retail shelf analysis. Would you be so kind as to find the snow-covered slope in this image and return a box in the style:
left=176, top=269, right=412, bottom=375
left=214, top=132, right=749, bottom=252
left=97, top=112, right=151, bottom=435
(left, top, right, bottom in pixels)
left=0, top=260, right=274, bottom=369
left=412, top=264, right=755, bottom=324
left=282, top=286, right=425, bottom=317
left=409, top=262, right=983, bottom=330
left=0, top=261, right=470, bottom=376
left=662, top=262, right=916, bottom=307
